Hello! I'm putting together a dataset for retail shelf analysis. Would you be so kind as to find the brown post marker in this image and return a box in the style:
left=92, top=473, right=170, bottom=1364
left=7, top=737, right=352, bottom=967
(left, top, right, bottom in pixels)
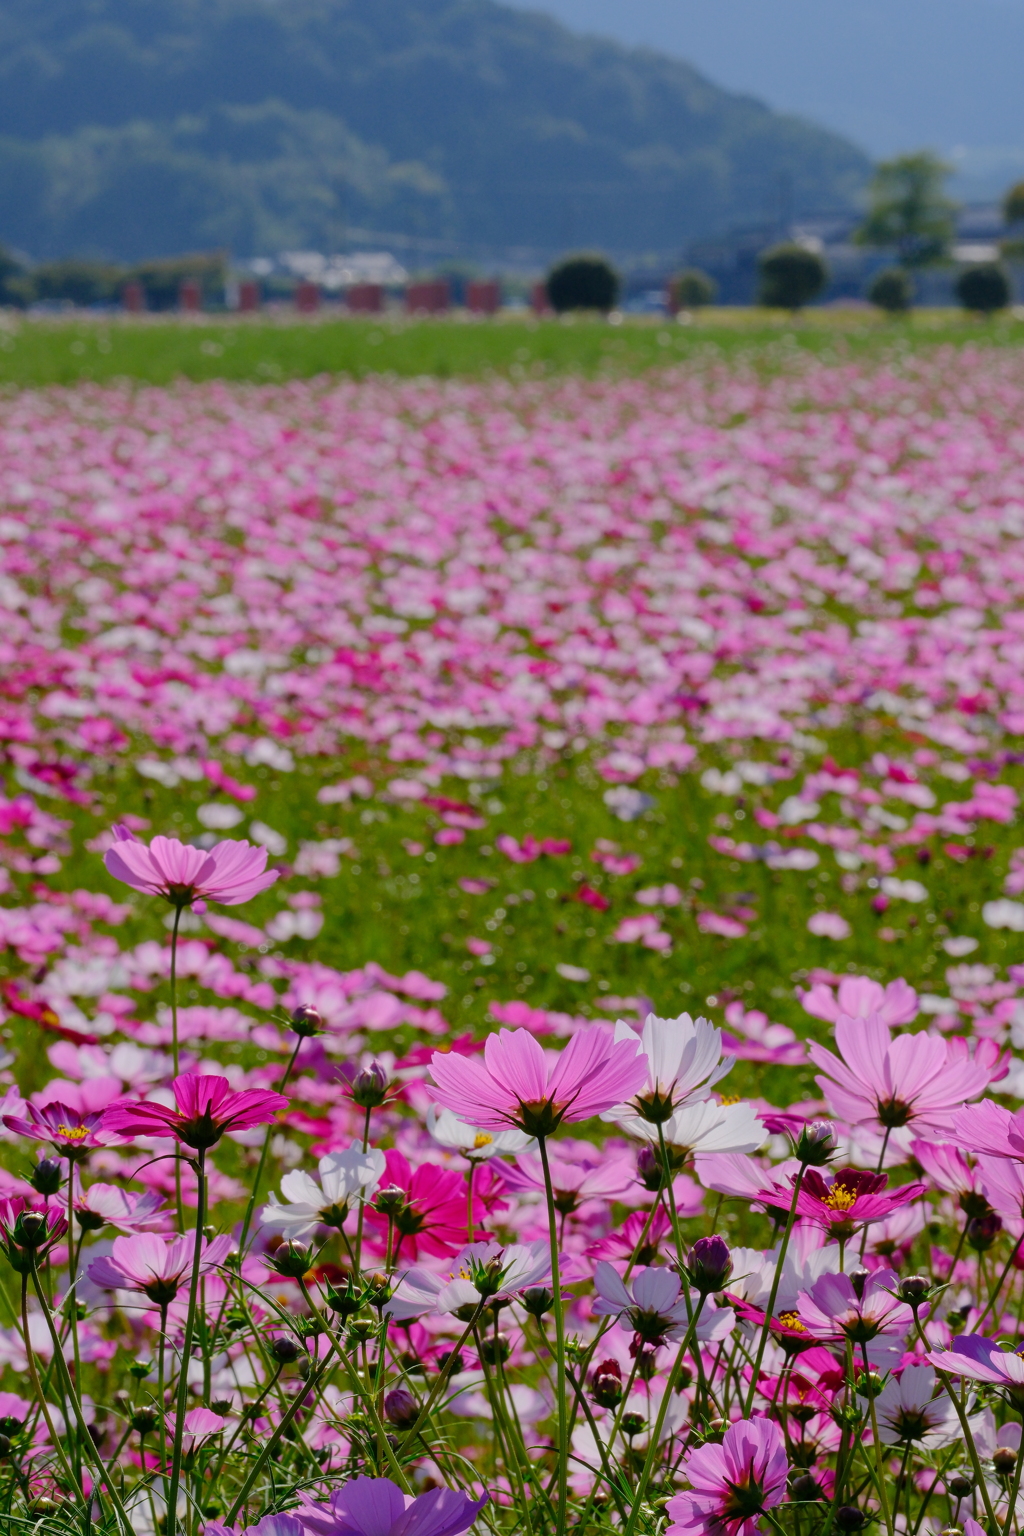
left=346, top=283, right=384, bottom=313
left=179, top=279, right=201, bottom=313
left=122, top=281, right=145, bottom=314
left=467, top=279, right=500, bottom=315
left=295, top=280, right=320, bottom=314
left=238, top=280, right=261, bottom=313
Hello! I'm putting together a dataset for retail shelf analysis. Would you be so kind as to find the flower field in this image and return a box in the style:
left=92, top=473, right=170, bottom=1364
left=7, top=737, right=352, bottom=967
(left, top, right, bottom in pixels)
left=3, top=348, right=1024, bottom=1533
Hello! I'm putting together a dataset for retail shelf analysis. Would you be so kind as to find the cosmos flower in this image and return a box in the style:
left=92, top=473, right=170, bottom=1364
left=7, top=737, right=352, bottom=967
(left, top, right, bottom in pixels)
left=387, top=1239, right=552, bottom=1321
left=665, top=1418, right=788, bottom=1536
left=364, top=1151, right=477, bottom=1261
left=87, top=1231, right=233, bottom=1305
left=296, top=1476, right=488, bottom=1536
left=873, top=1363, right=963, bottom=1447
left=797, top=1267, right=915, bottom=1346
left=2, top=1101, right=108, bottom=1159
left=261, top=1146, right=386, bottom=1240
left=621, top=1099, right=766, bottom=1160
left=795, top=1166, right=926, bottom=1240
left=592, top=1262, right=735, bottom=1351
left=429, top=1026, right=647, bottom=1137
left=426, top=1106, right=534, bottom=1161
left=102, top=1074, right=288, bottom=1149
left=603, top=1012, right=731, bottom=1124
left=74, top=1184, right=169, bottom=1234
left=927, top=1334, right=1024, bottom=1401
left=104, top=825, right=278, bottom=907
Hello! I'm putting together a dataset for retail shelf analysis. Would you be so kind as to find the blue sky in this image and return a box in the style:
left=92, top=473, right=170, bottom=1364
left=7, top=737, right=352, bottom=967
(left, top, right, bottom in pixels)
left=510, top=0, right=1024, bottom=197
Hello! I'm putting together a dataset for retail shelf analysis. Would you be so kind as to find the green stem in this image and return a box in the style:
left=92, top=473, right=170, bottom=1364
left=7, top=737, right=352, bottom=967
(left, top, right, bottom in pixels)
left=170, top=902, right=185, bottom=1233
left=743, top=1163, right=807, bottom=1416
left=624, top=1293, right=708, bottom=1536
left=910, top=1311, right=998, bottom=1531
left=236, top=1037, right=301, bottom=1258
left=538, top=1135, right=569, bottom=1536
left=164, top=1146, right=206, bottom=1536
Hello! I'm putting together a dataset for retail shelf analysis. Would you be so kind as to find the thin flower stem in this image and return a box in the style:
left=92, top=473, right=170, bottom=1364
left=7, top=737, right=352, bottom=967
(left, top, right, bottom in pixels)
left=236, top=1036, right=302, bottom=1258
left=743, top=1162, right=807, bottom=1416
left=624, top=1294, right=708, bottom=1536
left=21, top=1269, right=81, bottom=1502
left=170, top=902, right=185, bottom=1232
left=164, top=1146, right=207, bottom=1536
left=910, top=1311, right=998, bottom=1530
left=1002, top=1428, right=1024, bottom=1536
left=538, top=1134, right=570, bottom=1536
left=976, top=1232, right=1024, bottom=1334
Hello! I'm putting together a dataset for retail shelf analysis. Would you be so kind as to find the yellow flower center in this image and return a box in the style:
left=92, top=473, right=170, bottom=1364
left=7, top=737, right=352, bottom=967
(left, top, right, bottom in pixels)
left=473, top=1133, right=494, bottom=1149
left=56, top=1126, right=89, bottom=1141
left=823, top=1184, right=858, bottom=1212
left=778, top=1310, right=808, bottom=1332
left=718, top=1094, right=741, bottom=1106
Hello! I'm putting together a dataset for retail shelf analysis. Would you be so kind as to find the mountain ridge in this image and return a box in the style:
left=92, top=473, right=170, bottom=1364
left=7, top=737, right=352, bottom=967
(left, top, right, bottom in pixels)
left=0, top=0, right=872, bottom=263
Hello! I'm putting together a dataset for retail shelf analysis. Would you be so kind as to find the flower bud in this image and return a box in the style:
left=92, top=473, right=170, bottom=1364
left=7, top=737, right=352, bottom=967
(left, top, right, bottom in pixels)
left=795, top=1120, right=837, bottom=1167
left=686, top=1235, right=732, bottom=1294
left=478, top=1332, right=511, bottom=1366
left=897, top=1275, right=931, bottom=1307
left=521, top=1286, right=555, bottom=1318
left=835, top=1509, right=867, bottom=1532
left=947, top=1474, right=973, bottom=1499
left=436, top=1350, right=465, bottom=1375
left=345, top=1061, right=390, bottom=1109
left=30, top=1158, right=63, bottom=1196
left=268, top=1241, right=314, bottom=1279
left=373, top=1185, right=407, bottom=1218
left=591, top=1359, right=623, bottom=1409
left=383, top=1387, right=418, bottom=1429
left=848, top=1268, right=869, bottom=1300
left=130, top=1408, right=159, bottom=1435
left=967, top=1212, right=1003, bottom=1252
left=636, top=1145, right=662, bottom=1192
left=0, top=1435, right=11, bottom=1460
left=270, top=1336, right=301, bottom=1364
left=0, top=1416, right=22, bottom=1439
left=12, top=1210, right=53, bottom=1250
left=621, top=1412, right=646, bottom=1439
left=325, top=1273, right=363, bottom=1319
left=128, top=1362, right=152, bottom=1380
left=993, top=1447, right=1018, bottom=1476
left=789, top=1474, right=822, bottom=1502
left=290, top=1004, right=323, bottom=1039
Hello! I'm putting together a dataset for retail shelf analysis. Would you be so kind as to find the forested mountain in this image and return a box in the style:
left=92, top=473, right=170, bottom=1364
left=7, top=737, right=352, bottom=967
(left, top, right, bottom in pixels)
left=0, top=0, right=872, bottom=261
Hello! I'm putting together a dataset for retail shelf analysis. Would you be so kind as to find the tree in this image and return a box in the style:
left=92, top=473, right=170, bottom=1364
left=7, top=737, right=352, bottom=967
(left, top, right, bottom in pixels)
left=670, top=268, right=716, bottom=310
left=1004, top=181, right=1024, bottom=227
left=855, top=152, right=956, bottom=267
left=0, top=244, right=27, bottom=307
left=956, top=263, right=1010, bottom=314
left=867, top=267, right=913, bottom=314
left=756, top=244, right=828, bottom=311
left=546, top=255, right=619, bottom=314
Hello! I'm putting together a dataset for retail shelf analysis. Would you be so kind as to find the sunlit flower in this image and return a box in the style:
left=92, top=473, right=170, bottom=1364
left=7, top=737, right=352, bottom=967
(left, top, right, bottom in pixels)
left=104, top=825, right=278, bottom=907
left=665, top=1417, right=788, bottom=1536
left=810, top=1014, right=990, bottom=1134
left=87, top=1231, right=233, bottom=1305
left=102, top=1073, right=288, bottom=1149
left=261, top=1146, right=386, bottom=1240
left=603, top=1012, right=731, bottom=1124
left=296, top=1475, right=488, bottom=1536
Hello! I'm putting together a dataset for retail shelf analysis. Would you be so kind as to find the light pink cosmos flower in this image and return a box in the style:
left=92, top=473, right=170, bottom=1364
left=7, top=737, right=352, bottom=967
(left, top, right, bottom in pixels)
left=104, top=825, right=278, bottom=907
left=166, top=1406, right=227, bottom=1454
left=665, top=1417, right=788, bottom=1536
left=102, top=1074, right=288, bottom=1150
left=592, top=1262, right=735, bottom=1350
left=87, top=1230, right=233, bottom=1305
left=74, top=1184, right=169, bottom=1234
left=809, top=1013, right=990, bottom=1135
left=953, top=1100, right=1024, bottom=1159
left=296, top=1475, right=488, bottom=1536
left=204, top=1516, right=302, bottom=1536
left=926, top=1334, right=1024, bottom=1400
left=429, top=1026, right=647, bottom=1137
left=801, top=975, right=918, bottom=1027
left=797, top=1267, right=915, bottom=1345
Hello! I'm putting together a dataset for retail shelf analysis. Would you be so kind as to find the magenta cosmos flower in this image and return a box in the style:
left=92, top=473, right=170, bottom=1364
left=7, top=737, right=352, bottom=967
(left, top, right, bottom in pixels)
left=953, top=1100, right=1024, bottom=1159
left=926, top=1334, right=1024, bottom=1401
left=365, top=1150, right=478, bottom=1261
left=296, top=1475, right=488, bottom=1536
left=2, top=1100, right=108, bottom=1160
left=104, top=825, right=278, bottom=908
left=429, top=1026, right=646, bottom=1136
left=88, top=1230, right=233, bottom=1305
left=797, top=1267, right=915, bottom=1345
left=665, top=1418, right=788, bottom=1536
left=102, top=1074, right=288, bottom=1150
left=808, top=1013, right=990, bottom=1135
left=795, top=1167, right=926, bottom=1242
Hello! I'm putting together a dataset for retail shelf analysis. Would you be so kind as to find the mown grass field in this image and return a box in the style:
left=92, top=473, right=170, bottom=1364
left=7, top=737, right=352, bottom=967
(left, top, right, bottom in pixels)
left=1, top=306, right=1023, bottom=385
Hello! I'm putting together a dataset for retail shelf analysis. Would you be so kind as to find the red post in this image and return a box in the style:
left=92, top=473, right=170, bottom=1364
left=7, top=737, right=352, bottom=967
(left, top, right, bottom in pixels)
left=122, top=281, right=145, bottom=314
left=467, top=279, right=500, bottom=315
left=406, top=279, right=450, bottom=314
left=179, top=279, right=201, bottom=313
left=295, top=280, right=320, bottom=314
left=346, top=283, right=384, bottom=313
left=531, top=280, right=551, bottom=316
left=238, top=280, right=261, bottom=313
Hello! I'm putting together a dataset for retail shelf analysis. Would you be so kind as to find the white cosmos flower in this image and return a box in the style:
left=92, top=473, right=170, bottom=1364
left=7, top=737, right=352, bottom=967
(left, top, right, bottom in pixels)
left=260, top=1144, right=386, bottom=1239
left=620, top=1098, right=766, bottom=1158
left=386, top=1239, right=552, bottom=1322
left=603, top=1012, right=731, bottom=1124
left=874, top=1363, right=967, bottom=1447
left=426, top=1106, right=534, bottom=1160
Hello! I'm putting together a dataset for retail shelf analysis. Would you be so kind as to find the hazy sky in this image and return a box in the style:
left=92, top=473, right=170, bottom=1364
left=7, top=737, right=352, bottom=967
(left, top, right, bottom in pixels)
left=509, top=0, right=1024, bottom=196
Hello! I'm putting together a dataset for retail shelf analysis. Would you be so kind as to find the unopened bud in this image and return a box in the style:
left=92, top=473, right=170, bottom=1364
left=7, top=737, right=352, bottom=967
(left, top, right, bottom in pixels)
left=30, top=1158, right=63, bottom=1196
left=898, top=1275, right=931, bottom=1307
left=789, top=1474, right=822, bottom=1502
left=373, top=1185, right=407, bottom=1217
left=0, top=1416, right=22, bottom=1438
left=270, top=1336, right=301, bottom=1364
left=384, top=1387, right=418, bottom=1429
left=131, top=1408, right=158, bottom=1434
left=835, top=1509, right=867, bottom=1532
left=687, top=1235, right=732, bottom=1294
left=478, top=1332, right=511, bottom=1366
left=345, top=1061, right=390, bottom=1109
left=848, top=1268, right=869, bottom=1300
left=325, top=1273, right=362, bottom=1319
left=947, top=1474, right=973, bottom=1499
left=591, top=1359, right=623, bottom=1409
left=994, top=1447, right=1019, bottom=1476
left=636, top=1145, right=662, bottom=1192
left=268, top=1241, right=314, bottom=1279
left=12, top=1210, right=51, bottom=1249
left=621, top=1412, right=646, bottom=1438
left=290, top=1004, right=323, bottom=1039
left=795, top=1120, right=837, bottom=1167
left=128, top=1361, right=152, bottom=1380
left=521, top=1286, right=554, bottom=1318
left=967, top=1213, right=1003, bottom=1252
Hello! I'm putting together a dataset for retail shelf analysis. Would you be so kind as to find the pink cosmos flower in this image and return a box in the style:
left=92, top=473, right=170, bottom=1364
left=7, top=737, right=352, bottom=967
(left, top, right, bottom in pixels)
left=809, top=1014, right=990, bottom=1135
left=797, top=1267, right=915, bottom=1345
left=795, top=1167, right=926, bottom=1240
left=926, top=1334, right=1024, bottom=1398
left=2, top=1101, right=108, bottom=1159
left=88, top=1231, right=233, bottom=1305
left=801, top=975, right=918, bottom=1027
left=592, top=1262, right=735, bottom=1352
left=104, top=825, right=278, bottom=907
left=102, top=1074, right=288, bottom=1150
left=74, top=1184, right=169, bottom=1234
left=364, top=1150, right=479, bottom=1261
left=806, top=912, right=851, bottom=941
left=0, top=1196, right=68, bottom=1258
left=429, top=1026, right=646, bottom=1136
left=296, top=1475, right=488, bottom=1536
left=204, top=1517, right=302, bottom=1536
left=953, top=1100, right=1024, bottom=1159
left=665, top=1417, right=788, bottom=1536
left=166, top=1406, right=227, bottom=1454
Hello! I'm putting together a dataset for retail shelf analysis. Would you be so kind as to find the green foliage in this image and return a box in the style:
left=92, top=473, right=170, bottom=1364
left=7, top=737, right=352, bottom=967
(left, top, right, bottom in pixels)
left=956, top=263, right=1011, bottom=314
left=546, top=256, right=620, bottom=314
left=1004, top=180, right=1024, bottom=226
left=0, top=244, right=26, bottom=307
left=128, top=251, right=226, bottom=311
left=855, top=152, right=957, bottom=267
left=867, top=266, right=914, bottom=314
left=29, top=260, right=123, bottom=308
left=670, top=269, right=717, bottom=309
left=756, top=244, right=828, bottom=311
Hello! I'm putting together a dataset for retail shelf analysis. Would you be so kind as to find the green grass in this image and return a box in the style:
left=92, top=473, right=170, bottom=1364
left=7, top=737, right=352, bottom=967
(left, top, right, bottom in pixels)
left=1, top=307, right=1024, bottom=386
